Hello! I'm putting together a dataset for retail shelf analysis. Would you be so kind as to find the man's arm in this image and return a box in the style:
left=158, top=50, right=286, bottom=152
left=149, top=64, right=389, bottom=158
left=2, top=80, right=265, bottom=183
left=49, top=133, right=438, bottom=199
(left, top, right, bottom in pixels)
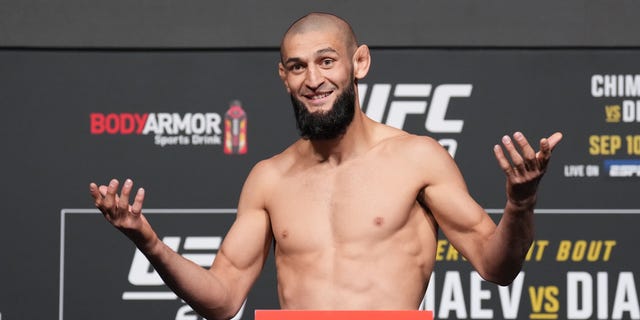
left=89, top=161, right=273, bottom=319
left=419, top=132, right=562, bottom=285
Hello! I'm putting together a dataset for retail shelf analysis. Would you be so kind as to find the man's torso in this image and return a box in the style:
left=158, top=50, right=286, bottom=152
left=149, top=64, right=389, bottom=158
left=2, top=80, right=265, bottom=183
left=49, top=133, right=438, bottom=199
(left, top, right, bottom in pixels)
left=263, top=131, right=440, bottom=309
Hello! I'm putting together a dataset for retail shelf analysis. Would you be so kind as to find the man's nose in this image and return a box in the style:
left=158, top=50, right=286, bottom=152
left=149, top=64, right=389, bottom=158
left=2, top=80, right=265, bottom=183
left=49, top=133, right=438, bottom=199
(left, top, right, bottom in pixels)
left=304, top=65, right=324, bottom=89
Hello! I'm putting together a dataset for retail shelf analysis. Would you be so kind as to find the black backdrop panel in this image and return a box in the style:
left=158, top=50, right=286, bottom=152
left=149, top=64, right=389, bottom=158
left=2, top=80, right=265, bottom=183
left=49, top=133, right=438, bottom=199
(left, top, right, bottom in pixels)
left=0, top=49, right=638, bottom=319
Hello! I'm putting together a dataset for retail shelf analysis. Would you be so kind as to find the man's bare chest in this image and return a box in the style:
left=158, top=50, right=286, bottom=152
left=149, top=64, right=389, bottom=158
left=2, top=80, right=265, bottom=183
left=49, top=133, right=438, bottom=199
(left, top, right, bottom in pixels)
left=266, top=161, right=426, bottom=252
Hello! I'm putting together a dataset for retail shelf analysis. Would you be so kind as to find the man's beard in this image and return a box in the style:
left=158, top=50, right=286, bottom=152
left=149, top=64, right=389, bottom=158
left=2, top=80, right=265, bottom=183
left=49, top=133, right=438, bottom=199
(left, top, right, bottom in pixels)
left=290, top=82, right=356, bottom=140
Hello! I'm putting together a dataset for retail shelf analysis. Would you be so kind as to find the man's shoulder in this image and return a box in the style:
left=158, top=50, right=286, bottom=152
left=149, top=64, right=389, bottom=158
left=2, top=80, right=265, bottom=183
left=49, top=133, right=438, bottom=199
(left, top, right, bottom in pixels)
left=373, top=128, right=446, bottom=157
left=248, top=142, right=300, bottom=178
left=370, top=129, right=457, bottom=177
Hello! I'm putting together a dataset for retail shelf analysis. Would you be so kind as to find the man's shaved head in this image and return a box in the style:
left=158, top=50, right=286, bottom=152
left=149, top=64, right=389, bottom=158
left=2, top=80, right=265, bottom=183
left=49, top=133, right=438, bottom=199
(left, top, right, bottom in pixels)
left=280, top=13, right=358, bottom=62
left=278, top=13, right=371, bottom=140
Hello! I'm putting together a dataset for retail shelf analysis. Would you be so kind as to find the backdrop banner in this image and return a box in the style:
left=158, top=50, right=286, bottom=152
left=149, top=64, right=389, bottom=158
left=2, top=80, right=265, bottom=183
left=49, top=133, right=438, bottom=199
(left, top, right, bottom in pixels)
left=0, top=48, right=638, bottom=319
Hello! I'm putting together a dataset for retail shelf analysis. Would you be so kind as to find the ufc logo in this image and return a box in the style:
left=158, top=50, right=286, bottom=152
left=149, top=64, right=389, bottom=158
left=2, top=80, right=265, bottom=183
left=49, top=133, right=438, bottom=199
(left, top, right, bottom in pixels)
left=357, top=83, right=472, bottom=132
left=128, top=236, right=221, bottom=286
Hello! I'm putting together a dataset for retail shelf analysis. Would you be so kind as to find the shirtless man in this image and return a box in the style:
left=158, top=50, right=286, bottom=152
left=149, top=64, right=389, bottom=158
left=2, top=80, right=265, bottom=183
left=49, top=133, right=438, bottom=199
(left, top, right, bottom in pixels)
left=90, top=13, right=562, bottom=319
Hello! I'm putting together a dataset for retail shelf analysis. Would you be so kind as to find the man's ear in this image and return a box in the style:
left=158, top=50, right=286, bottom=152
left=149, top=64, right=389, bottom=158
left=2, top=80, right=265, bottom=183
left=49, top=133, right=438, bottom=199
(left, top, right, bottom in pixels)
left=352, top=45, right=371, bottom=80
left=278, top=62, right=290, bottom=93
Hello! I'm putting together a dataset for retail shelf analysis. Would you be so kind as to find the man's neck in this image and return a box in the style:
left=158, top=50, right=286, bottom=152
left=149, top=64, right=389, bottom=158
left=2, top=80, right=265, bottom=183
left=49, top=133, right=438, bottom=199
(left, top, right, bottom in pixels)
left=304, top=111, right=375, bottom=165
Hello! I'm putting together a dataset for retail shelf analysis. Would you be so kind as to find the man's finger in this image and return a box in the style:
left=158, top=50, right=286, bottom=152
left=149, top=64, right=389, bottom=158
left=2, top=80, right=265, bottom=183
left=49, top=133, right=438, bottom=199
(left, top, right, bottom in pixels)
left=513, top=132, right=536, bottom=169
left=103, top=179, right=119, bottom=209
left=546, top=132, right=563, bottom=151
left=118, top=179, right=133, bottom=211
left=501, top=135, right=525, bottom=173
left=98, top=185, right=108, bottom=197
left=131, top=188, right=145, bottom=215
left=536, top=132, right=563, bottom=170
left=89, top=183, right=102, bottom=207
left=537, top=132, right=563, bottom=159
left=493, top=144, right=513, bottom=175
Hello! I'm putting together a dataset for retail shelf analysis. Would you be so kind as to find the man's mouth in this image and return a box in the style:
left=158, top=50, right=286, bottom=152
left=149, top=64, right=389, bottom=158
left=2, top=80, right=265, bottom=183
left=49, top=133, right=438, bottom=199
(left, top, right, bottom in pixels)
left=308, top=92, right=331, bottom=99
left=304, top=91, right=333, bottom=106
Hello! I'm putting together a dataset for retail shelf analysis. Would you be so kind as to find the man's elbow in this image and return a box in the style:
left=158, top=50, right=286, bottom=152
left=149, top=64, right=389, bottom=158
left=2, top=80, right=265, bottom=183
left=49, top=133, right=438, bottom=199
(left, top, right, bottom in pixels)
left=489, top=275, right=517, bottom=287
left=198, top=304, right=243, bottom=320
left=192, top=292, right=245, bottom=320
left=481, top=266, right=523, bottom=286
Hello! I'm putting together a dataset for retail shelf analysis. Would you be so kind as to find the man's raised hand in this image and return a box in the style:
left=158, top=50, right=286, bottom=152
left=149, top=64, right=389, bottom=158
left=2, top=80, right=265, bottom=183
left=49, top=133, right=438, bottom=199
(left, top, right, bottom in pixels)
left=493, top=132, right=563, bottom=205
left=89, top=179, right=153, bottom=244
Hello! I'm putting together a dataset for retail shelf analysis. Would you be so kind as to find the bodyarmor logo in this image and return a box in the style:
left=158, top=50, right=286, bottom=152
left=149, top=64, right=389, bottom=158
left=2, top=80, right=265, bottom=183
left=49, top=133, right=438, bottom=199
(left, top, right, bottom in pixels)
left=89, top=105, right=250, bottom=150
left=90, top=112, right=223, bottom=147
left=357, top=83, right=472, bottom=158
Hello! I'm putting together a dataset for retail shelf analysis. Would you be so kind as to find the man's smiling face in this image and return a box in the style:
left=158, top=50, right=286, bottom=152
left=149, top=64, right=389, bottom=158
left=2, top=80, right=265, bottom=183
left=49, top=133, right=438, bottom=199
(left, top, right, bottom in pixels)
left=279, top=28, right=358, bottom=140
left=280, top=27, right=355, bottom=112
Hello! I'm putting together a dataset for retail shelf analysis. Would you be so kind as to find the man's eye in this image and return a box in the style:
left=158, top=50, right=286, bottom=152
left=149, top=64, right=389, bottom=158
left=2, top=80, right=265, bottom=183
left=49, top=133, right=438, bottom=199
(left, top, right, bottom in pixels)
left=322, top=59, right=334, bottom=66
left=290, top=64, right=304, bottom=72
